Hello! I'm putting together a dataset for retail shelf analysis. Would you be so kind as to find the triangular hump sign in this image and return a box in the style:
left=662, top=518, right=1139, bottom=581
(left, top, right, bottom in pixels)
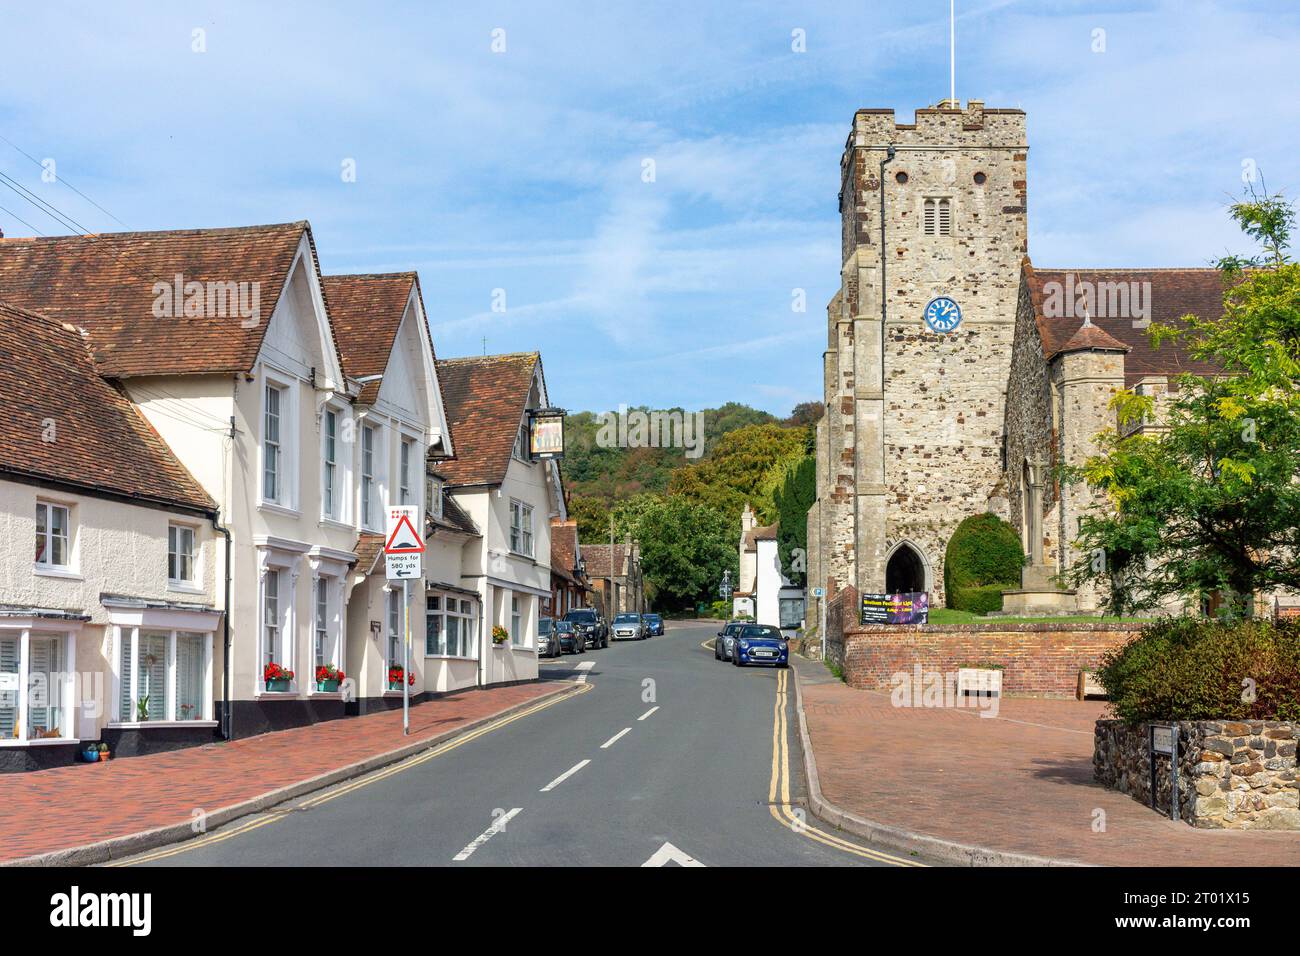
left=385, top=513, right=425, bottom=553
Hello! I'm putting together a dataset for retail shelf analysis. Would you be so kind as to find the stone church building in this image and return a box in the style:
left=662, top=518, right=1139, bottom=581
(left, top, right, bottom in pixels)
left=807, top=99, right=1223, bottom=618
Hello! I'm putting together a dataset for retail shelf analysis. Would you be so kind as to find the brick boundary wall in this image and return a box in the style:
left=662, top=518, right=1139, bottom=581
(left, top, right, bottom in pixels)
left=839, top=621, right=1139, bottom=697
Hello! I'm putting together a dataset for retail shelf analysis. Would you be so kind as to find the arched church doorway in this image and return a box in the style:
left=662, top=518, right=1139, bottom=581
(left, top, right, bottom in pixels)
left=885, top=543, right=926, bottom=594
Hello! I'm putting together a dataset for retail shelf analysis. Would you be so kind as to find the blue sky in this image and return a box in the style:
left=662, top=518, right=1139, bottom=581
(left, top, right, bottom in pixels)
left=1, top=1, right=1296, bottom=416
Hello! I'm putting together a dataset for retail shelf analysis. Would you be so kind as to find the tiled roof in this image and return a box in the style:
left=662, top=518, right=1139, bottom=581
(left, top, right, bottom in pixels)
left=353, top=533, right=385, bottom=574
left=580, top=543, right=636, bottom=578
left=743, top=522, right=779, bottom=552
left=1027, top=265, right=1225, bottom=387
left=0, top=301, right=213, bottom=512
left=0, top=222, right=314, bottom=378
left=1056, top=319, right=1131, bottom=355
left=321, top=272, right=417, bottom=404
left=551, top=519, right=579, bottom=576
left=432, top=493, right=479, bottom=538
left=435, top=352, right=538, bottom=486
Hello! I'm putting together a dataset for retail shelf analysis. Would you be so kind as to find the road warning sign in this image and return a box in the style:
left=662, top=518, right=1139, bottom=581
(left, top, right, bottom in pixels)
left=385, top=505, right=424, bottom=580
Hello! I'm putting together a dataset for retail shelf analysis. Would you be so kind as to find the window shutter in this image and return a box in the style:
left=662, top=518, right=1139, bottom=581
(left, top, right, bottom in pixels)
left=119, top=634, right=133, bottom=721
left=0, top=636, right=17, bottom=738
left=938, top=199, right=951, bottom=235
left=923, top=199, right=935, bottom=235
left=28, top=638, right=53, bottom=734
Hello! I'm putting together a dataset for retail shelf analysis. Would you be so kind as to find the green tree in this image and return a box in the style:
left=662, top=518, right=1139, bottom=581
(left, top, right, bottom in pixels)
left=668, top=423, right=805, bottom=523
left=615, top=495, right=737, bottom=610
left=1067, top=190, right=1300, bottom=616
left=773, top=455, right=816, bottom=586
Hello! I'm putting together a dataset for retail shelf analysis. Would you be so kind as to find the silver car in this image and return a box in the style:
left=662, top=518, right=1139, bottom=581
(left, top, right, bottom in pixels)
left=611, top=613, right=644, bottom=640
left=714, top=621, right=745, bottom=661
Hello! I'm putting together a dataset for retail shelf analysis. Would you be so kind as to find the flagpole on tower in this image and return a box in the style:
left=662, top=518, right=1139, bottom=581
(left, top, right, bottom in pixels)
left=950, top=0, right=956, bottom=104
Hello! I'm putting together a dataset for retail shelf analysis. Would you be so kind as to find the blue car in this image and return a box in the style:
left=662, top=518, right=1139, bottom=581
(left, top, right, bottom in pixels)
left=644, top=613, right=664, bottom=636
left=732, top=624, right=788, bottom=668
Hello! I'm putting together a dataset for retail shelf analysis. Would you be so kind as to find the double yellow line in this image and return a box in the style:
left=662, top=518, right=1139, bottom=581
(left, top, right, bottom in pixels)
left=112, top=683, right=591, bottom=866
left=767, top=669, right=924, bottom=867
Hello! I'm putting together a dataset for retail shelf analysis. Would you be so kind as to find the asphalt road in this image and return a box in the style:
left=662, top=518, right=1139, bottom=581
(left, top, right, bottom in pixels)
left=122, top=621, right=925, bottom=867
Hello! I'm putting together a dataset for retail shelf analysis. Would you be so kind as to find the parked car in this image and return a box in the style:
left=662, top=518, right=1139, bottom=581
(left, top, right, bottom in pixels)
left=611, top=612, right=645, bottom=641
left=537, top=618, right=563, bottom=658
left=714, top=620, right=746, bottom=662
left=644, top=613, right=664, bottom=636
left=556, top=620, right=585, bottom=655
left=731, top=624, right=789, bottom=668
left=564, top=608, right=608, bottom=648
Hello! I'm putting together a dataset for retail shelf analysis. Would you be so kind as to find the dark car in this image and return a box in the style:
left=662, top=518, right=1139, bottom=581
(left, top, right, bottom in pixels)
left=714, top=620, right=747, bottom=661
left=537, top=618, right=563, bottom=658
left=564, top=608, right=608, bottom=649
left=732, top=624, right=788, bottom=668
left=556, top=620, right=585, bottom=655
left=611, top=612, right=645, bottom=641
left=644, top=613, right=664, bottom=636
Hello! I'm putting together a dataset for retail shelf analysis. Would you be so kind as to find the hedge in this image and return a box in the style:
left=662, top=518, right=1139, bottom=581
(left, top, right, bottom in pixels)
left=944, top=513, right=1023, bottom=612
left=948, top=583, right=1007, bottom=616
left=1098, top=618, right=1300, bottom=724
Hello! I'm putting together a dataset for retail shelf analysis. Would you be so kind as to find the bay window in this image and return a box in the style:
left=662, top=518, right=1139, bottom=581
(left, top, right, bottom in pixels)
left=35, top=501, right=71, bottom=569
left=114, top=627, right=212, bottom=723
left=314, top=577, right=329, bottom=669
left=386, top=589, right=403, bottom=672
left=0, top=628, right=75, bottom=742
left=263, top=569, right=281, bottom=668
left=425, top=594, right=476, bottom=658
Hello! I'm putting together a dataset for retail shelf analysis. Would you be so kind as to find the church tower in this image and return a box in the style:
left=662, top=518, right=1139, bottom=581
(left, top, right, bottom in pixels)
left=813, top=100, right=1028, bottom=606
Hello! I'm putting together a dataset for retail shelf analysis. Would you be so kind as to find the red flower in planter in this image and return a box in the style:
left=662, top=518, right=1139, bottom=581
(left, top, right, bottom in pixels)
left=315, top=664, right=344, bottom=683
left=264, top=662, right=294, bottom=683
left=388, top=665, right=415, bottom=686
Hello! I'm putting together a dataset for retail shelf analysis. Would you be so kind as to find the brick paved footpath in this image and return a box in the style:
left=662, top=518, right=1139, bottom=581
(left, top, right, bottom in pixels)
left=0, top=681, right=560, bottom=864
left=794, top=659, right=1300, bottom=866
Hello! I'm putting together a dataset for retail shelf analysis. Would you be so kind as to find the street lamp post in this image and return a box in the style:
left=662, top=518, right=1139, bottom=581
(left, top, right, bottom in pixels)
left=719, top=569, right=733, bottom=626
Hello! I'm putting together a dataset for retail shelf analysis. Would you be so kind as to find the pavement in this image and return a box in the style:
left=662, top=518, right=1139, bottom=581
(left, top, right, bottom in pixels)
left=103, top=622, right=924, bottom=867
left=1, top=680, right=566, bottom=865
left=793, top=654, right=1300, bottom=866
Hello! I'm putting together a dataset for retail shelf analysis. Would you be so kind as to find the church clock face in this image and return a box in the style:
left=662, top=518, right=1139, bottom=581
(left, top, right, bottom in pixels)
left=924, top=296, right=962, bottom=333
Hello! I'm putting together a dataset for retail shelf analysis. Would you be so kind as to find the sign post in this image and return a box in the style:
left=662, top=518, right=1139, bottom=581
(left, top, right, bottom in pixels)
left=1150, top=723, right=1179, bottom=821
left=385, top=504, right=424, bottom=736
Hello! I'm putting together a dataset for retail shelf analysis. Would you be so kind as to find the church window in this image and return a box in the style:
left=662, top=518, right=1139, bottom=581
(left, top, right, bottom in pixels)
left=923, top=198, right=952, bottom=236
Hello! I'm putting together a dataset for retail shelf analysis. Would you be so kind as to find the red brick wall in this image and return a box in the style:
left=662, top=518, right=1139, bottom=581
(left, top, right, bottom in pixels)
left=841, top=623, right=1138, bottom=698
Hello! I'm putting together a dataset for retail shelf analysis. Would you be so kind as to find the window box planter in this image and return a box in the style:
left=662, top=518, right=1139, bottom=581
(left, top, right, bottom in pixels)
left=264, top=662, right=294, bottom=693
left=315, top=665, right=344, bottom=694
left=387, top=666, right=414, bottom=691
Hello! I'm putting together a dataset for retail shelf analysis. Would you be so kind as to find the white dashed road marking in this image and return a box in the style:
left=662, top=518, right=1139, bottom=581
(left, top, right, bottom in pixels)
left=638, top=706, right=659, bottom=721
left=540, top=759, right=590, bottom=792
left=601, top=727, right=632, bottom=749
left=453, top=807, right=522, bottom=862
left=575, top=660, right=596, bottom=683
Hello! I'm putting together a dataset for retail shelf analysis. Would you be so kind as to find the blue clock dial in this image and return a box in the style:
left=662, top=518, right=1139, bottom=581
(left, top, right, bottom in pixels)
left=924, top=296, right=962, bottom=333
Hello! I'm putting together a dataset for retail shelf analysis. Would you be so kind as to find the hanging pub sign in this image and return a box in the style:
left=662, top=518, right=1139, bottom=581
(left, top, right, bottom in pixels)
left=861, top=591, right=929, bottom=625
left=528, top=407, right=566, bottom=461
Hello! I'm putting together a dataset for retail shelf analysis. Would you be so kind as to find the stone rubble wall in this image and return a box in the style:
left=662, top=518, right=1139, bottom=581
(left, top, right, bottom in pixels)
left=1094, top=720, right=1299, bottom=829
